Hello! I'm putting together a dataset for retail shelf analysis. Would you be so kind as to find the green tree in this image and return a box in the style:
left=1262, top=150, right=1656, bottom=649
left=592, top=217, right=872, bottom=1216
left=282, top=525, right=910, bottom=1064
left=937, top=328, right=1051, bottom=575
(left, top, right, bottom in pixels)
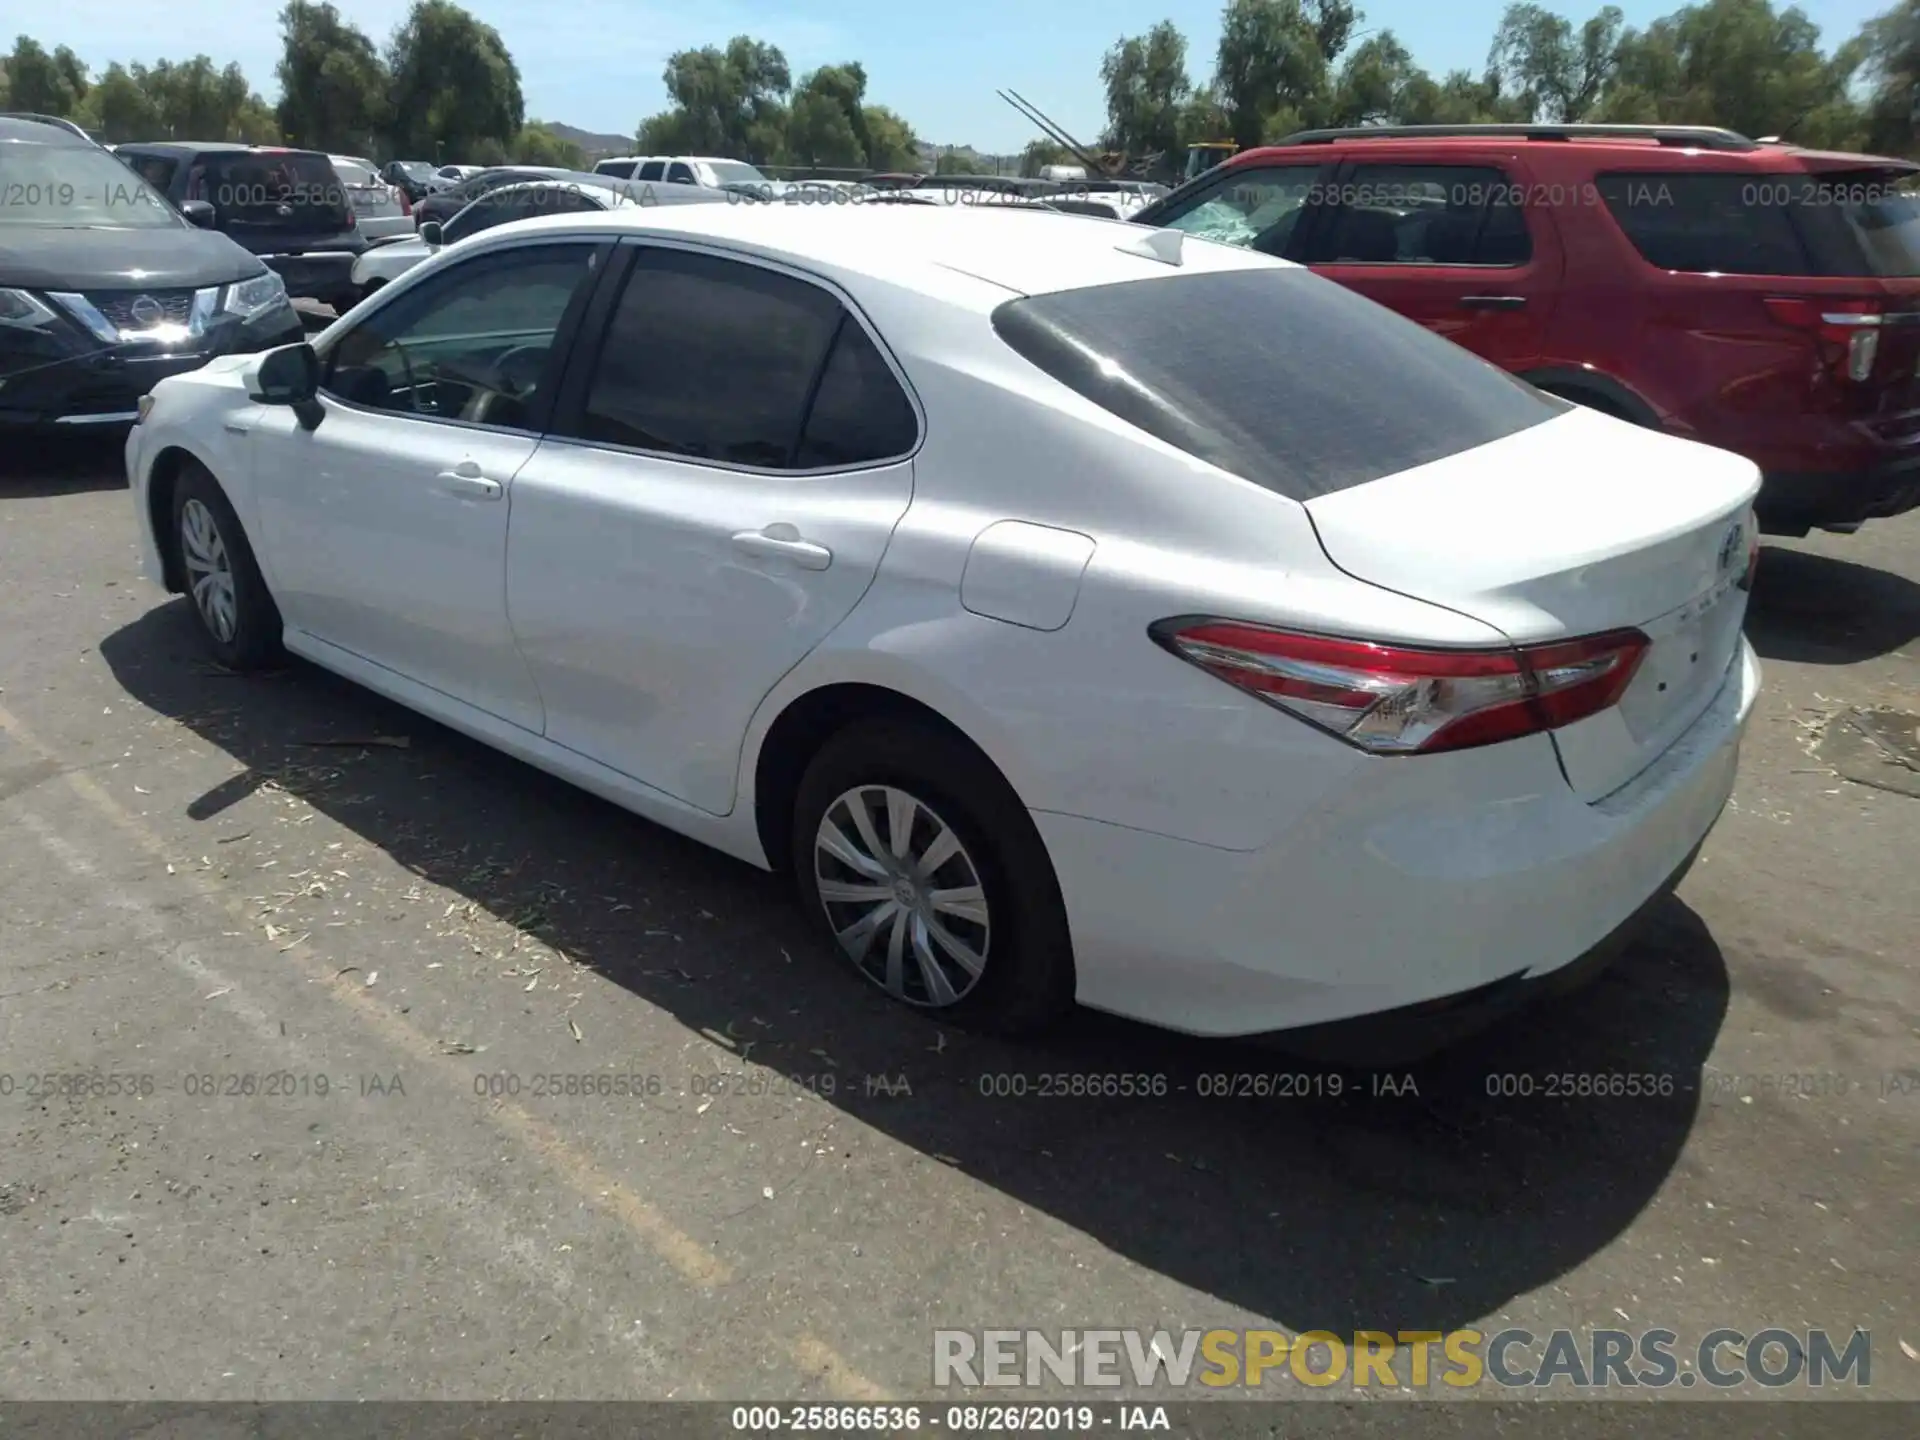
left=275, top=1, right=389, bottom=154
left=1020, top=138, right=1075, bottom=175
left=787, top=62, right=871, bottom=168
left=933, top=147, right=978, bottom=174
left=508, top=122, right=584, bottom=166
left=1594, top=0, right=1864, bottom=147
left=125, top=56, right=276, bottom=142
left=1487, top=4, right=1625, bottom=121
left=636, top=36, right=792, bottom=164
left=1214, top=0, right=1349, bottom=148
left=1101, top=21, right=1192, bottom=164
left=4, top=36, right=88, bottom=116
left=861, top=104, right=918, bottom=169
left=1859, top=0, right=1920, bottom=153
left=1395, top=67, right=1528, bottom=124
left=386, top=0, right=524, bottom=161
left=1330, top=31, right=1426, bottom=124
left=74, top=63, right=162, bottom=141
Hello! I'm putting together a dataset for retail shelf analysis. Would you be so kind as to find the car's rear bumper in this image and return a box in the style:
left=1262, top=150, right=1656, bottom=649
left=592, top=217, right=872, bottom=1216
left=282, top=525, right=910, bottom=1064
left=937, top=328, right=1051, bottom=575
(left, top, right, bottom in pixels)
left=1756, top=457, right=1920, bottom=534
left=1037, top=638, right=1760, bottom=1042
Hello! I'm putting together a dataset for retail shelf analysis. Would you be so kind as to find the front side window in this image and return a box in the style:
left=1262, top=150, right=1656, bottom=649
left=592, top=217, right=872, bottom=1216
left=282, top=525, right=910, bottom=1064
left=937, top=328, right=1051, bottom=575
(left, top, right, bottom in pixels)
left=1153, top=164, right=1326, bottom=257
left=572, top=248, right=844, bottom=467
left=666, top=162, right=697, bottom=185
left=320, top=243, right=597, bottom=429
left=1309, top=164, right=1532, bottom=266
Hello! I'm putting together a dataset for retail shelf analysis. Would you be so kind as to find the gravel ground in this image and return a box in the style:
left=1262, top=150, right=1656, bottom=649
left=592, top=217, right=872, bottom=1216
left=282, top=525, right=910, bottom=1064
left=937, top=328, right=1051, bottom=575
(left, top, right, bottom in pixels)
left=1, top=436, right=1915, bottom=1413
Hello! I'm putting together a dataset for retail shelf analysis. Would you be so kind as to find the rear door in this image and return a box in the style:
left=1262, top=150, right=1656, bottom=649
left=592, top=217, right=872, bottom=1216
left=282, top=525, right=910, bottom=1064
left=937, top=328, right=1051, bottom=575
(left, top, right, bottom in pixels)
left=1303, top=156, right=1563, bottom=371
left=506, top=243, right=919, bottom=813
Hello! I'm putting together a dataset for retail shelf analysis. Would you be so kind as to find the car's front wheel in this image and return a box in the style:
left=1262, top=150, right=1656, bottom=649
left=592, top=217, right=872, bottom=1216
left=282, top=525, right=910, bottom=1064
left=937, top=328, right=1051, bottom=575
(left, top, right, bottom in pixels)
left=172, top=461, right=284, bottom=670
left=791, top=718, right=1075, bottom=1034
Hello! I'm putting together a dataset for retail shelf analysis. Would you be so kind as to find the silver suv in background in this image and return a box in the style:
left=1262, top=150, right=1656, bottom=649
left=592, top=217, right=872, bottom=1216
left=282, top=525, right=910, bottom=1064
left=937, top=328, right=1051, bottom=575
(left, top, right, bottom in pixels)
left=329, top=155, right=414, bottom=239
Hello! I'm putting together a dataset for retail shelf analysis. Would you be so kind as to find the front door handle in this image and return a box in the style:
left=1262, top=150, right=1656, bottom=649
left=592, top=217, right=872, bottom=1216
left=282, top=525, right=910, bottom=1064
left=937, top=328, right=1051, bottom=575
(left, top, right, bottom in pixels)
left=434, top=461, right=503, bottom=500
left=731, top=525, right=832, bottom=571
left=1460, top=294, right=1528, bottom=310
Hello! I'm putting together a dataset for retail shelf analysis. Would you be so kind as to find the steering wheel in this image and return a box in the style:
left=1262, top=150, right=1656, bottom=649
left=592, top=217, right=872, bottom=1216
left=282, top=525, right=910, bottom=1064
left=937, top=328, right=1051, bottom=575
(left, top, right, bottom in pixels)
left=458, top=344, right=550, bottom=425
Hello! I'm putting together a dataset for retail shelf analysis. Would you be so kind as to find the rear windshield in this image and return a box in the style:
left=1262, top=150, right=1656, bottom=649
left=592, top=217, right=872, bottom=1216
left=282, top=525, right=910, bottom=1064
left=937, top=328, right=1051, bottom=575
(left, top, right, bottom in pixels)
left=991, top=267, right=1568, bottom=501
left=188, top=150, right=351, bottom=230
left=1597, top=169, right=1920, bottom=277
left=703, top=161, right=765, bottom=186
left=332, top=159, right=377, bottom=186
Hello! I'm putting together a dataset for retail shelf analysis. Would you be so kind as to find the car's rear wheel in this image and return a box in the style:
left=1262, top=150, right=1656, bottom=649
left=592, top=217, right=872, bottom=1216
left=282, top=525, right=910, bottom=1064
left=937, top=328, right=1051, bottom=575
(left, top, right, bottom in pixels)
left=172, top=462, right=283, bottom=670
left=791, top=718, right=1074, bottom=1034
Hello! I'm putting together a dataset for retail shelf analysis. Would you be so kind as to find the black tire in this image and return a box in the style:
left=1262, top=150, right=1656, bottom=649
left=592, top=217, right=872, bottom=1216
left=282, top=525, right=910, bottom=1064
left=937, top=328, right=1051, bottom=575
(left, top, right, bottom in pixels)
left=792, top=718, right=1075, bottom=1035
left=170, top=461, right=284, bottom=670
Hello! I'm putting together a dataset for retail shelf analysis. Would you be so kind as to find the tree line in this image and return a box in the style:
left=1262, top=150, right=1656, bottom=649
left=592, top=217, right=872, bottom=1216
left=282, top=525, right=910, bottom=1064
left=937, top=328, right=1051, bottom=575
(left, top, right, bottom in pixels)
left=1091, top=0, right=1920, bottom=172
left=5, top=0, right=1920, bottom=177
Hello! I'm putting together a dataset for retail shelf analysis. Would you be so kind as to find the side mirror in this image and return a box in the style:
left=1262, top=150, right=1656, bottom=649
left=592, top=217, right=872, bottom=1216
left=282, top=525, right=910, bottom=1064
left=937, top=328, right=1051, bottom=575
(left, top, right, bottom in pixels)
left=180, top=199, right=216, bottom=228
left=243, top=342, right=324, bottom=430
left=419, top=220, right=444, bottom=247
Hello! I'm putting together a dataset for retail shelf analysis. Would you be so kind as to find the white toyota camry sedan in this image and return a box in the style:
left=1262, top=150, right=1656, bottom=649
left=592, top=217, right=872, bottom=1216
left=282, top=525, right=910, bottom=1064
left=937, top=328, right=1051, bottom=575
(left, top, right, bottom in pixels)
left=125, top=201, right=1762, bottom=1045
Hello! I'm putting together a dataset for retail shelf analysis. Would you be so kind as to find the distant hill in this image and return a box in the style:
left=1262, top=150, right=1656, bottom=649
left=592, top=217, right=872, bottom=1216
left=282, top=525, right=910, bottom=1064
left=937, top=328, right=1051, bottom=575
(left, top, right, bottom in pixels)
left=544, top=122, right=633, bottom=158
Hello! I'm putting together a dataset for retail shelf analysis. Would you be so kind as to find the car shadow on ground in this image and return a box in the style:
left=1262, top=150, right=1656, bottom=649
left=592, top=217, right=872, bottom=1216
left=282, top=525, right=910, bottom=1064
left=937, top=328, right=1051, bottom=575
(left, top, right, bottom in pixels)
left=1746, top=541, right=1920, bottom=665
left=0, top=435, right=128, bottom=498
left=101, top=602, right=1730, bottom=1334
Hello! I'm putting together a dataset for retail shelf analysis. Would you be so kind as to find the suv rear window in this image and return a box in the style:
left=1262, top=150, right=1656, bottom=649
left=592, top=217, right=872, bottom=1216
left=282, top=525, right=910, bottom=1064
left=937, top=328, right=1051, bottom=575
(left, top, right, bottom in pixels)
left=1598, top=169, right=1920, bottom=277
left=991, top=268, right=1567, bottom=501
left=188, top=150, right=351, bottom=231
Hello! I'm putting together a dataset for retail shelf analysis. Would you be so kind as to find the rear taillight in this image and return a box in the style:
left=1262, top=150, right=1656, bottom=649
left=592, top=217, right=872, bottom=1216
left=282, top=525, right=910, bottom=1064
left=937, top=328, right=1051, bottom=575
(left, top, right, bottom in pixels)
left=1152, top=620, right=1650, bottom=755
left=1764, top=296, right=1882, bottom=382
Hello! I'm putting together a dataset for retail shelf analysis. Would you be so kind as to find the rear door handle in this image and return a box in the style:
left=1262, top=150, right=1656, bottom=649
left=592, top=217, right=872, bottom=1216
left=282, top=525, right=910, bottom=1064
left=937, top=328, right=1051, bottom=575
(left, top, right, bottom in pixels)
left=1459, top=295, right=1528, bottom=310
left=434, top=460, right=503, bottom=500
left=731, top=526, right=832, bottom=571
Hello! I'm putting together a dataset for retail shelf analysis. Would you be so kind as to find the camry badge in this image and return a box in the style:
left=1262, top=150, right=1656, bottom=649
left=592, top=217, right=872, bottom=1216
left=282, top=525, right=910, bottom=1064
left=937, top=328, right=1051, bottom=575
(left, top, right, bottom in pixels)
left=1717, top=520, right=1743, bottom=574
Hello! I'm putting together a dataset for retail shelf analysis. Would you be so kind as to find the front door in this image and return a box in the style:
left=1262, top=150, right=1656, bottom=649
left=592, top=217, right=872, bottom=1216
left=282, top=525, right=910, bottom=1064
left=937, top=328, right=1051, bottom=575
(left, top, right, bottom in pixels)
left=1303, top=157, right=1564, bottom=371
left=506, top=243, right=920, bottom=813
left=250, top=240, right=604, bottom=732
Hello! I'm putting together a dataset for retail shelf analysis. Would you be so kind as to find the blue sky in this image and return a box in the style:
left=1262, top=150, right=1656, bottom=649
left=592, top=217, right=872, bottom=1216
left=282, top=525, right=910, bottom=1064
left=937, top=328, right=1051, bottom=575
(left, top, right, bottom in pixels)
left=26, top=0, right=1898, bottom=152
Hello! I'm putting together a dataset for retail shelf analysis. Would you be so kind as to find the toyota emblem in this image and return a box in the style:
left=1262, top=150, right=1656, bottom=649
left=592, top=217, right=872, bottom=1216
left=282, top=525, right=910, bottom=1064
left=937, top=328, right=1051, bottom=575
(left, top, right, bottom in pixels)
left=129, top=294, right=164, bottom=327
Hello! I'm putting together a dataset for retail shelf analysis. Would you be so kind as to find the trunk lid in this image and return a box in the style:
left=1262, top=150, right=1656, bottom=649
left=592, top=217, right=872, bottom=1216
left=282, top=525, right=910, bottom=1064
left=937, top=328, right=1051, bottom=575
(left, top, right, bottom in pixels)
left=1303, top=406, right=1760, bottom=801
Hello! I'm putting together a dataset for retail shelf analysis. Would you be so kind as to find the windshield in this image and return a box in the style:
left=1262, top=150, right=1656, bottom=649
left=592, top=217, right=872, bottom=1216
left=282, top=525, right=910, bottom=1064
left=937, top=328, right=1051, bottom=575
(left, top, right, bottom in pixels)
left=704, top=161, right=765, bottom=186
left=187, top=150, right=352, bottom=231
left=332, top=159, right=377, bottom=186
left=992, top=267, right=1567, bottom=502
left=0, top=143, right=182, bottom=228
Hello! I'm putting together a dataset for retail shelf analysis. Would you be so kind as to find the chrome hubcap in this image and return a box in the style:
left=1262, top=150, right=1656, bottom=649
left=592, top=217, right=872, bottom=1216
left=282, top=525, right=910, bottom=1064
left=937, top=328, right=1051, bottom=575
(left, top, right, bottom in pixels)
left=179, top=498, right=237, bottom=644
left=814, top=785, right=991, bottom=1007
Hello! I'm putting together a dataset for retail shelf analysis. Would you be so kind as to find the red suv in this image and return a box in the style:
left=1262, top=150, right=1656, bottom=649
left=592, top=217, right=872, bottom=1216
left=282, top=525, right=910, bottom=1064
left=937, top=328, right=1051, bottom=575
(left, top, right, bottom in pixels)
left=1132, top=123, right=1920, bottom=536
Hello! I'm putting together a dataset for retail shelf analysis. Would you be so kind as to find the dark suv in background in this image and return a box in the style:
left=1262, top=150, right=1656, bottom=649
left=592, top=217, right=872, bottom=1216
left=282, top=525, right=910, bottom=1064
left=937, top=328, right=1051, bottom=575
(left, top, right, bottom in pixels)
left=0, top=115, right=301, bottom=431
left=1135, top=123, right=1920, bottom=536
left=112, top=142, right=365, bottom=310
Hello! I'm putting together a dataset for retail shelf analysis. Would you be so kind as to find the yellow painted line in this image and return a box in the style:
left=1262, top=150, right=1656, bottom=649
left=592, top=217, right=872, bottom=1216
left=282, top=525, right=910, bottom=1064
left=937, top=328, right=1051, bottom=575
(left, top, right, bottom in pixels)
left=1, top=697, right=888, bottom=1400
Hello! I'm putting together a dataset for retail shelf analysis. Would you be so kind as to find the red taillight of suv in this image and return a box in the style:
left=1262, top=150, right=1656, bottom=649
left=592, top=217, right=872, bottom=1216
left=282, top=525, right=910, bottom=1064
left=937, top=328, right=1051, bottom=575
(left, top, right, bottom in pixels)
left=397, top=187, right=412, bottom=216
left=1763, top=296, right=1883, bottom=382
left=1151, top=621, right=1650, bottom=755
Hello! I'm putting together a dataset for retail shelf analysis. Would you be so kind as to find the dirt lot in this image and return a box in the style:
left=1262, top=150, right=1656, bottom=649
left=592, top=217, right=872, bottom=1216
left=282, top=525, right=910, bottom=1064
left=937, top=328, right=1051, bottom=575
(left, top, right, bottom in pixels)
left=1, top=435, right=1915, bottom=1410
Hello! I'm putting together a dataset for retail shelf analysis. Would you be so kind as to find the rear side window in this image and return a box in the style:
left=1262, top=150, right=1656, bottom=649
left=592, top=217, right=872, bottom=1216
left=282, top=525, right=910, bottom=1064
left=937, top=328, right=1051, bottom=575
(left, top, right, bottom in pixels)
left=795, top=319, right=919, bottom=466
left=596, top=160, right=636, bottom=179
left=991, top=268, right=1568, bottom=502
left=1597, top=173, right=1808, bottom=274
left=575, top=249, right=842, bottom=467
left=126, top=154, right=177, bottom=191
left=189, top=150, right=351, bottom=230
left=638, top=161, right=665, bottom=181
